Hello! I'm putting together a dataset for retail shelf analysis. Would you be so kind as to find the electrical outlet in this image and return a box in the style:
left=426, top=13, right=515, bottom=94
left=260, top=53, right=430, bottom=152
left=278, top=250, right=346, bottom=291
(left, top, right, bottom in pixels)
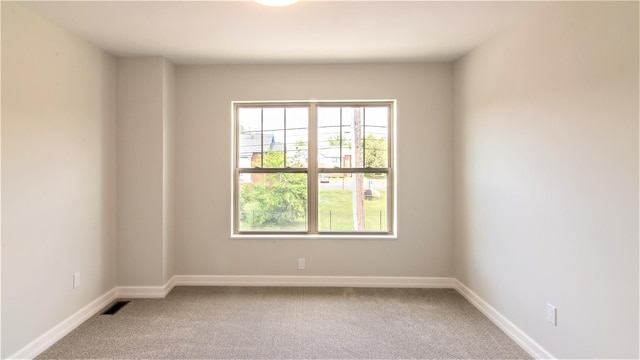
left=546, top=303, right=557, bottom=326
left=73, top=272, right=80, bottom=289
left=298, top=258, right=305, bottom=270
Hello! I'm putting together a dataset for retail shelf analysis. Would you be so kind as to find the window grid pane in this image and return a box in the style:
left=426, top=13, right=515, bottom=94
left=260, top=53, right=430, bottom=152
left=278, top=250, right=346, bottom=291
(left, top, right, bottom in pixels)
left=238, top=172, right=308, bottom=232
left=317, top=106, right=389, bottom=170
left=238, top=107, right=309, bottom=169
left=318, top=172, right=388, bottom=232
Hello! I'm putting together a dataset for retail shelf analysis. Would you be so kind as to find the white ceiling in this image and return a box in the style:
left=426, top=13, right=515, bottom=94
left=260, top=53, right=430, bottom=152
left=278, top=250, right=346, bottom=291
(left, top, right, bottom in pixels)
left=20, top=1, right=544, bottom=64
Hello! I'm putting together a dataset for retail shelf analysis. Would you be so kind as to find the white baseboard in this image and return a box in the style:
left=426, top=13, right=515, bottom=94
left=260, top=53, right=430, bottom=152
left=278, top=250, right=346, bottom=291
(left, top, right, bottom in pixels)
left=8, top=288, right=118, bottom=360
left=454, top=279, right=555, bottom=359
left=117, top=276, right=175, bottom=298
left=8, top=277, right=176, bottom=359
left=174, top=275, right=456, bottom=288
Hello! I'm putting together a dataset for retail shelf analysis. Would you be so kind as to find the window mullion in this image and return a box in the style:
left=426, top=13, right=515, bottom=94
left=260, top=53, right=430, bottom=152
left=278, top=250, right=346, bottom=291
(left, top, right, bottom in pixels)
left=260, top=108, right=264, bottom=168
left=308, top=103, right=318, bottom=234
left=283, top=108, right=287, bottom=168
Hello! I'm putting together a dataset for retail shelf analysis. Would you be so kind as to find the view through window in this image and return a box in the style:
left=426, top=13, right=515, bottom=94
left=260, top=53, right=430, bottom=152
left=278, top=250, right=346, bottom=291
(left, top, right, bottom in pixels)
left=234, top=101, right=394, bottom=235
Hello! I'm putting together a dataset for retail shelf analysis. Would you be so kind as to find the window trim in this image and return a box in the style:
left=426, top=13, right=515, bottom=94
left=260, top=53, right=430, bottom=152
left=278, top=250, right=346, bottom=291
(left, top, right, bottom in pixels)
left=232, top=100, right=396, bottom=236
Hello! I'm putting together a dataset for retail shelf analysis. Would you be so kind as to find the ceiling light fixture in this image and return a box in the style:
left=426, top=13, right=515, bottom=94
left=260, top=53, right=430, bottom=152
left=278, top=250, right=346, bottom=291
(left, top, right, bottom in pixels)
left=255, top=0, right=298, bottom=7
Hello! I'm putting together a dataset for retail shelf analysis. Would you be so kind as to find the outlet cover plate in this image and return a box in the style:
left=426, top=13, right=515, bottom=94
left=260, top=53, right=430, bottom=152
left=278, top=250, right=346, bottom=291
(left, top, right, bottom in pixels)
left=73, top=272, right=80, bottom=289
left=546, top=303, right=557, bottom=326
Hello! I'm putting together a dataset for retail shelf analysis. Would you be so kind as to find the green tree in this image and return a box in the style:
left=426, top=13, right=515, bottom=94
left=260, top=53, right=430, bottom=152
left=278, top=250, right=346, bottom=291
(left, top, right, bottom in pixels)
left=364, top=134, right=387, bottom=168
left=327, top=135, right=351, bottom=147
left=240, top=151, right=307, bottom=227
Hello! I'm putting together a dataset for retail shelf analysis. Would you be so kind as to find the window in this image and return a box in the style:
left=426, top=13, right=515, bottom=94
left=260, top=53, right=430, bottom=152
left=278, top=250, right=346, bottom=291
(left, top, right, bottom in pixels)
left=234, top=101, right=394, bottom=235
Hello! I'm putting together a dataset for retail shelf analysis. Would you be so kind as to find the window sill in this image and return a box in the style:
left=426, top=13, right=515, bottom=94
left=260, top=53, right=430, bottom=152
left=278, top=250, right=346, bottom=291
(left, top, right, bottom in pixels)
left=230, top=234, right=398, bottom=241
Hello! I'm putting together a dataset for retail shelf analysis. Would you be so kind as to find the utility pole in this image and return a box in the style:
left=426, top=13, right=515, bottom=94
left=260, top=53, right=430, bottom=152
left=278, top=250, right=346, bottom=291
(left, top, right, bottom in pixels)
left=352, top=108, right=365, bottom=230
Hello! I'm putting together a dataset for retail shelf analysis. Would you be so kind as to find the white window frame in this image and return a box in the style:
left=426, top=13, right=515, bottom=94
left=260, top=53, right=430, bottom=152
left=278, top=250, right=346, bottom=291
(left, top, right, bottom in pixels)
left=232, top=100, right=395, bottom=237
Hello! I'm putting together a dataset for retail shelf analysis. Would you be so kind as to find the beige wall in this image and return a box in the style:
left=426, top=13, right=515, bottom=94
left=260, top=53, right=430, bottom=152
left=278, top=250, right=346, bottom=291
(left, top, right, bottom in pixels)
left=1, top=2, right=117, bottom=357
left=453, top=2, right=639, bottom=358
left=163, top=60, right=176, bottom=284
left=116, top=57, right=164, bottom=286
left=175, top=63, right=454, bottom=277
left=116, top=57, right=176, bottom=286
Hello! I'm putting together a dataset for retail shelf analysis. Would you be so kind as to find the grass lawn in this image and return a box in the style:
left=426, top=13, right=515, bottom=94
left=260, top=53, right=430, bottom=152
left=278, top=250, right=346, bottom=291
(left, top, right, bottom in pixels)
left=240, top=188, right=387, bottom=232
left=318, top=190, right=387, bottom=231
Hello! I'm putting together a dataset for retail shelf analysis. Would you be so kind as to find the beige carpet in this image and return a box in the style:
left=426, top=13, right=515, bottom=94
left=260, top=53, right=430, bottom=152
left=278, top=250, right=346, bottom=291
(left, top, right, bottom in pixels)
left=37, top=286, right=531, bottom=359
